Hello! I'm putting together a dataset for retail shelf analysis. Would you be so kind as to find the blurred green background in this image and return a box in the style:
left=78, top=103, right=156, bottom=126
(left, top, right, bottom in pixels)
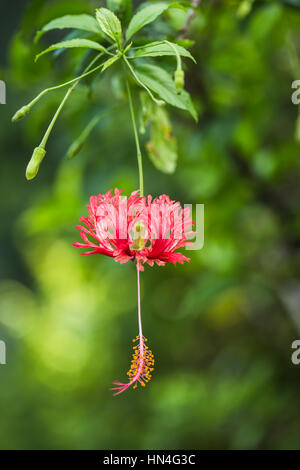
left=1, top=0, right=300, bottom=450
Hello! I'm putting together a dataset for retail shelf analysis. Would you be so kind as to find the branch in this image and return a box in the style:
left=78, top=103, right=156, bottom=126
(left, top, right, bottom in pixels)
left=178, top=0, right=201, bottom=39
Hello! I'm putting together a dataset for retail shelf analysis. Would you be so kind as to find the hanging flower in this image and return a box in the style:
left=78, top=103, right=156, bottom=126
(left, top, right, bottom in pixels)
left=73, top=188, right=194, bottom=271
left=73, top=188, right=194, bottom=395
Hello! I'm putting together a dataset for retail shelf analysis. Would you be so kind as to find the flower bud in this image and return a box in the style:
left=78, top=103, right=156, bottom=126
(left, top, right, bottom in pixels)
left=174, top=70, right=184, bottom=94
left=66, top=140, right=84, bottom=160
left=26, top=147, right=46, bottom=180
left=12, top=105, right=30, bottom=122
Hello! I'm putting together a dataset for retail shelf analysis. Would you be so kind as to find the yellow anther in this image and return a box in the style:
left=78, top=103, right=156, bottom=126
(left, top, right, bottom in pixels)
left=132, top=221, right=146, bottom=251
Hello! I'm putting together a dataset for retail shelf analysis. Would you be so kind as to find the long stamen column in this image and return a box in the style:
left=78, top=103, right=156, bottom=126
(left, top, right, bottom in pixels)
left=111, top=265, right=154, bottom=396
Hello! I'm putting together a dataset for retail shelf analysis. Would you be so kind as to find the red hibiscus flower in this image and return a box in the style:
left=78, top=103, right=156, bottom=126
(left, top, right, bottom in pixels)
left=73, top=188, right=194, bottom=271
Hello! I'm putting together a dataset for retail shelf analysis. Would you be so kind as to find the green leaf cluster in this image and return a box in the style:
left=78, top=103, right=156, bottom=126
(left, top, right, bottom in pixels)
left=13, top=1, right=198, bottom=179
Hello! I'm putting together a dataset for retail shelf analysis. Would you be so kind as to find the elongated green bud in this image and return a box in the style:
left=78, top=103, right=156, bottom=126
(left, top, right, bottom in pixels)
left=26, top=147, right=46, bottom=180
left=66, top=113, right=103, bottom=159
left=174, top=70, right=184, bottom=94
left=66, top=139, right=84, bottom=160
left=12, top=105, right=30, bottom=122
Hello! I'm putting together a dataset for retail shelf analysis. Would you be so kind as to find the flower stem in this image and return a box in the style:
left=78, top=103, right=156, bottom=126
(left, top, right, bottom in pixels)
left=123, top=56, right=163, bottom=107
left=39, top=53, right=106, bottom=149
left=124, top=71, right=144, bottom=197
left=136, top=265, right=143, bottom=337
left=136, top=264, right=144, bottom=355
left=27, top=61, right=105, bottom=111
left=39, top=85, right=74, bottom=148
left=164, top=40, right=182, bottom=71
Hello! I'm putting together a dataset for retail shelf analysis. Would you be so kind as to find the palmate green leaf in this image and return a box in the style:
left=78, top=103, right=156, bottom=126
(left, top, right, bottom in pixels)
left=134, top=63, right=198, bottom=121
left=132, top=41, right=196, bottom=62
left=146, top=106, right=178, bottom=174
left=35, top=39, right=108, bottom=62
left=95, top=8, right=122, bottom=44
left=126, top=2, right=181, bottom=41
left=34, top=14, right=103, bottom=43
left=52, top=30, right=89, bottom=59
